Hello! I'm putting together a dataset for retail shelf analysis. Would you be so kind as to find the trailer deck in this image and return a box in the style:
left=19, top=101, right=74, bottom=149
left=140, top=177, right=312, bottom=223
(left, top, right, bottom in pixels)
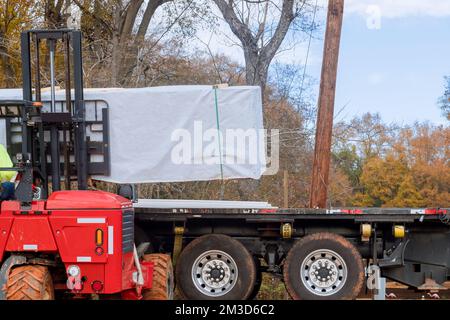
left=134, top=200, right=448, bottom=223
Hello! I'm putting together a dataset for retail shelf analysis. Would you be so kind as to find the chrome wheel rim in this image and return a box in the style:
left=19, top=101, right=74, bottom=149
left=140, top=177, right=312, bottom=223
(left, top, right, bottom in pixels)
left=300, top=249, right=347, bottom=296
left=191, top=250, right=238, bottom=297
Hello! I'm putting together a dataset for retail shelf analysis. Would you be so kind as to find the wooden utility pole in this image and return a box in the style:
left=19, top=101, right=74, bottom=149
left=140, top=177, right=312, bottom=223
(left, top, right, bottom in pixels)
left=309, top=0, right=345, bottom=208
left=283, top=170, right=289, bottom=208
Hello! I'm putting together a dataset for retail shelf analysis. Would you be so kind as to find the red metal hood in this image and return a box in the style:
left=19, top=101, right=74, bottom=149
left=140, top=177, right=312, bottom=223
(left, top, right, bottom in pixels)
left=46, top=190, right=131, bottom=210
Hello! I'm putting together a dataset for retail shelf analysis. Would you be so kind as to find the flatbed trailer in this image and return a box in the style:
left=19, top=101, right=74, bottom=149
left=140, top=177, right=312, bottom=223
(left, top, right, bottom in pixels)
left=133, top=201, right=450, bottom=300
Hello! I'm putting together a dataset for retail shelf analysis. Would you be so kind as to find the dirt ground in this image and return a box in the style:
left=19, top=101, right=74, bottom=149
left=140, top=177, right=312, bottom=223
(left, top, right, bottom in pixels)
left=256, top=274, right=450, bottom=300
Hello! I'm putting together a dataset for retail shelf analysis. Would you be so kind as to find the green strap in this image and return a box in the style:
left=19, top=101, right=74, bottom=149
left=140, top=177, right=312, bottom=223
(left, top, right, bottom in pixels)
left=213, top=87, right=224, bottom=181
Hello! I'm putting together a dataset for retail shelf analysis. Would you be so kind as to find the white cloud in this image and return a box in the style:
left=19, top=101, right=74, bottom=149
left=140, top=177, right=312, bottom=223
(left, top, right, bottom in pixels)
left=345, top=0, right=450, bottom=18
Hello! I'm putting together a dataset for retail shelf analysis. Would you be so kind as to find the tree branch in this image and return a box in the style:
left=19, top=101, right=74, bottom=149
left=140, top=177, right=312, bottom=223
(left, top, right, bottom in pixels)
left=262, top=0, right=295, bottom=61
left=73, top=0, right=113, bottom=35
left=137, top=0, right=172, bottom=40
left=121, top=0, right=144, bottom=38
left=213, top=0, right=256, bottom=49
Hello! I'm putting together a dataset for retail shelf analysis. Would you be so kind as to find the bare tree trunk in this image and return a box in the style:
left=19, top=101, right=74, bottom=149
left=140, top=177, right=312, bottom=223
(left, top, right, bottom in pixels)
left=75, top=0, right=171, bottom=86
left=243, top=49, right=269, bottom=94
left=111, top=32, right=121, bottom=86
left=116, top=0, right=172, bottom=86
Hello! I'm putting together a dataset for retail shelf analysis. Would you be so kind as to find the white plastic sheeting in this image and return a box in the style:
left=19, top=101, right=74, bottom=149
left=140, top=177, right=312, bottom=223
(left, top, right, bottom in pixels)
left=0, top=86, right=267, bottom=183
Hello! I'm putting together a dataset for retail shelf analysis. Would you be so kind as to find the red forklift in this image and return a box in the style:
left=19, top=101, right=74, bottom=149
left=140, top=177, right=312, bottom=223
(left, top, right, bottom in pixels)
left=0, top=29, right=173, bottom=300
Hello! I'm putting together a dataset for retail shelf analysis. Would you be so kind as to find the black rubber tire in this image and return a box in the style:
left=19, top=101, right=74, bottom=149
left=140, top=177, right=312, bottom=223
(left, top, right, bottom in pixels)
left=283, top=233, right=364, bottom=300
left=176, top=234, right=256, bottom=300
left=248, top=257, right=262, bottom=300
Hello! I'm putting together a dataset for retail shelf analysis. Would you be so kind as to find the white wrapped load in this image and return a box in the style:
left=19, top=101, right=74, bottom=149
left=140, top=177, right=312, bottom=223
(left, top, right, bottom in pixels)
left=0, top=86, right=267, bottom=183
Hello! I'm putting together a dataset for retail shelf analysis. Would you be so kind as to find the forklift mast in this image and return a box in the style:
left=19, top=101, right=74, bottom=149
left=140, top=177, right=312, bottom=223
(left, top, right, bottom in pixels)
left=0, top=29, right=112, bottom=206
left=20, top=29, right=88, bottom=195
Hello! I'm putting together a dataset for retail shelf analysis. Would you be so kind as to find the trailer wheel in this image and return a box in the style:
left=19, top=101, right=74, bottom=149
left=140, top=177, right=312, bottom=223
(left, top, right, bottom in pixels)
left=283, top=233, right=364, bottom=300
left=248, top=257, right=262, bottom=300
left=142, top=254, right=174, bottom=300
left=5, top=265, right=55, bottom=300
left=176, top=234, right=256, bottom=300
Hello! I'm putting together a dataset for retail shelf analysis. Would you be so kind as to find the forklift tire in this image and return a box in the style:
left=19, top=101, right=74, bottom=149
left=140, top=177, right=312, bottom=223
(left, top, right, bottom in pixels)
left=176, top=234, right=256, bottom=300
left=5, top=265, right=55, bottom=300
left=283, top=233, right=364, bottom=300
left=142, top=254, right=174, bottom=300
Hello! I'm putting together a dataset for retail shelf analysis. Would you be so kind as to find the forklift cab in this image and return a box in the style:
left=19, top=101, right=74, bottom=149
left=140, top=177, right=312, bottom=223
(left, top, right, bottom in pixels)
left=0, top=100, right=27, bottom=201
left=0, top=99, right=42, bottom=203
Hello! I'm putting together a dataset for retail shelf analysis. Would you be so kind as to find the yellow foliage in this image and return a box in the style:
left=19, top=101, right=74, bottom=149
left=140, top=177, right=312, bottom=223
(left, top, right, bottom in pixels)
left=0, top=0, right=34, bottom=87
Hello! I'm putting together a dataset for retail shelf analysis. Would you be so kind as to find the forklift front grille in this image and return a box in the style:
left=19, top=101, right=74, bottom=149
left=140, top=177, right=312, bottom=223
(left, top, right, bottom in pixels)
left=122, top=209, right=135, bottom=253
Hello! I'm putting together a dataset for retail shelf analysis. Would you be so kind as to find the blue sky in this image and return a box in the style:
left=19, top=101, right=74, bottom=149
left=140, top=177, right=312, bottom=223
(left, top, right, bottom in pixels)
left=195, top=1, right=450, bottom=125
left=323, top=7, right=450, bottom=125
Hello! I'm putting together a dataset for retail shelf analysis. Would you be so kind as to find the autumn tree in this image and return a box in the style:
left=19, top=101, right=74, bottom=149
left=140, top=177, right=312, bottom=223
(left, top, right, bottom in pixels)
left=73, top=0, right=210, bottom=86
left=353, top=155, right=428, bottom=208
left=334, top=113, right=398, bottom=159
left=332, top=145, right=362, bottom=187
left=352, top=156, right=411, bottom=207
left=0, top=0, right=34, bottom=87
left=332, top=112, right=449, bottom=208
left=332, top=113, right=397, bottom=203
left=395, top=123, right=450, bottom=207
left=391, top=175, right=425, bottom=207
